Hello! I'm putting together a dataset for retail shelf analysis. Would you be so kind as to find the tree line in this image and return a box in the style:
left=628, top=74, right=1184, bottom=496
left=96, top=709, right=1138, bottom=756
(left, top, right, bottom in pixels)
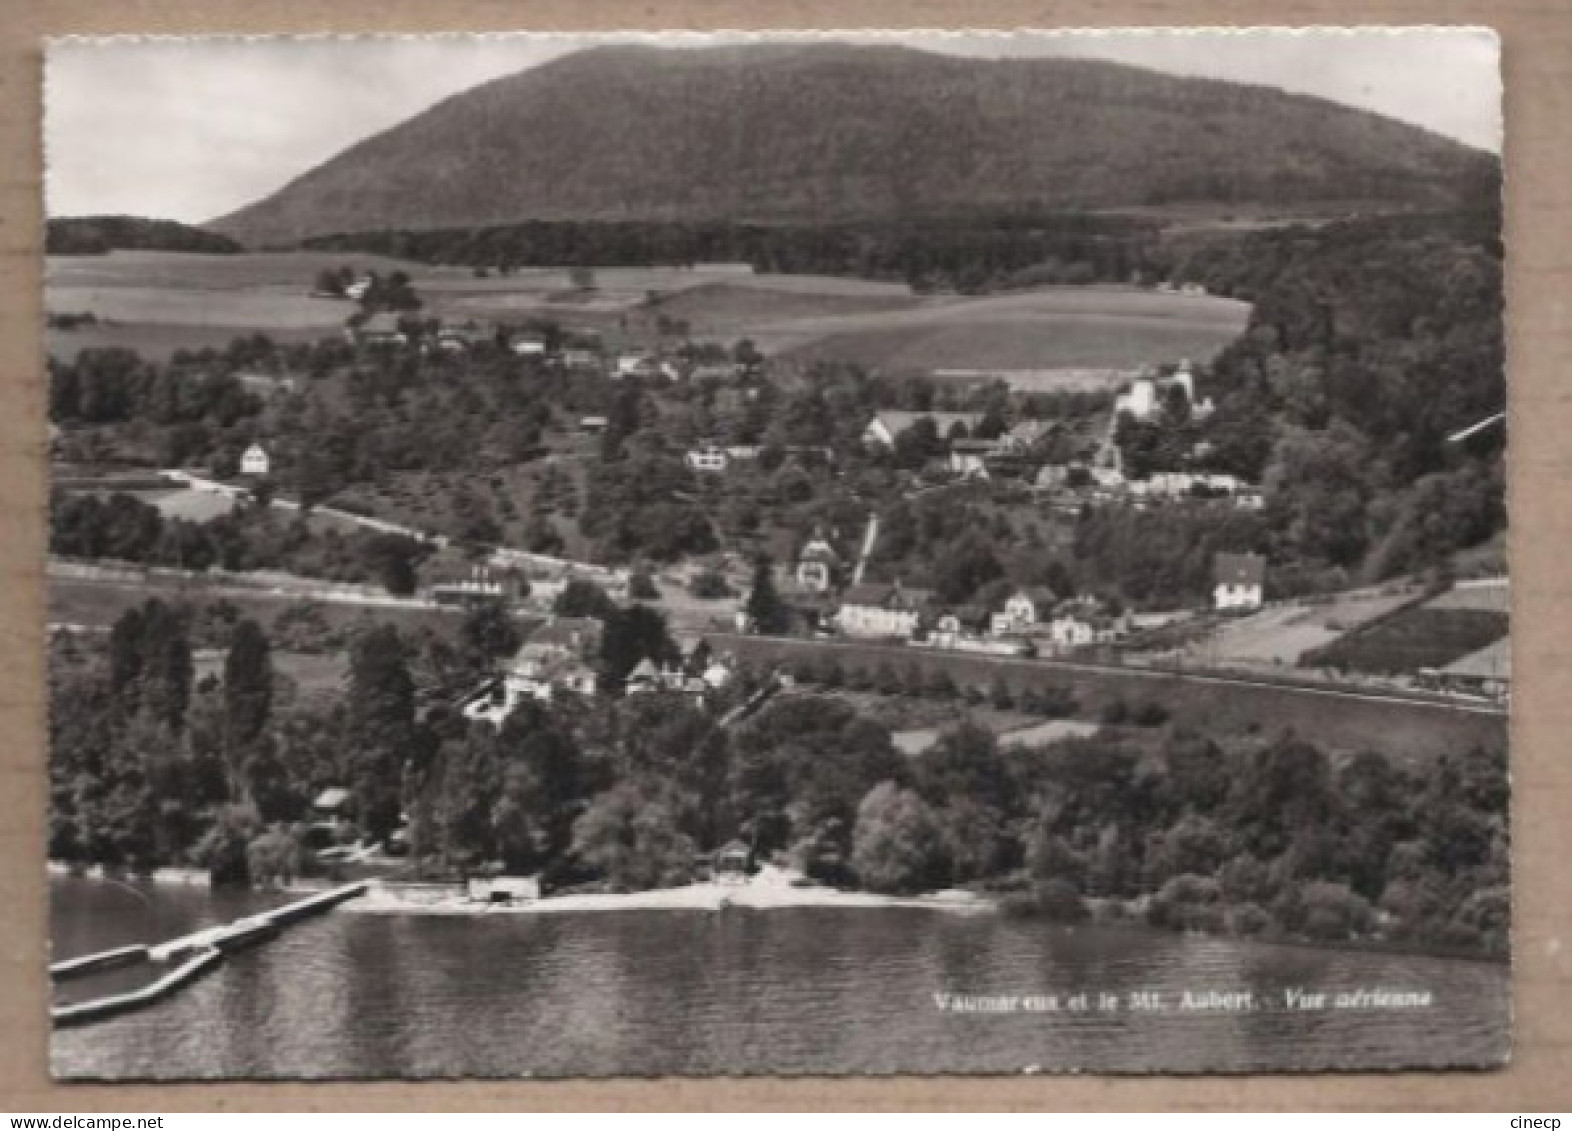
left=299, top=213, right=1162, bottom=293
left=51, top=591, right=1507, bottom=958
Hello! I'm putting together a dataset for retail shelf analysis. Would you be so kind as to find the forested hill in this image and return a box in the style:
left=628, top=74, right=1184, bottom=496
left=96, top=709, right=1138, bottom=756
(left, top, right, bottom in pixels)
left=47, top=216, right=242, bottom=256
left=210, top=43, right=1498, bottom=247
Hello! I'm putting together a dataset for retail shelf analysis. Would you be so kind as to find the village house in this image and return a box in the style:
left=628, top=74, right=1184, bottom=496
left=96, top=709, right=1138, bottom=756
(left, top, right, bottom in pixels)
left=794, top=534, right=841, bottom=593
left=427, top=566, right=517, bottom=608
left=625, top=657, right=688, bottom=695
left=1113, top=362, right=1214, bottom=424
left=461, top=675, right=539, bottom=726
left=1213, top=552, right=1267, bottom=612
left=347, top=311, right=408, bottom=347
left=579, top=415, right=610, bottom=435
left=1426, top=638, right=1510, bottom=702
left=999, top=419, right=1055, bottom=454
left=461, top=625, right=602, bottom=722
left=434, top=324, right=489, bottom=353
left=992, top=588, right=1059, bottom=635
left=1042, top=598, right=1129, bottom=651
left=509, top=332, right=549, bottom=356
left=343, top=275, right=373, bottom=301
left=689, top=363, right=735, bottom=383
left=835, top=581, right=932, bottom=640
left=861, top=410, right=984, bottom=449
left=615, top=352, right=676, bottom=381
left=929, top=605, right=990, bottom=648
left=240, top=443, right=270, bottom=477
left=500, top=617, right=602, bottom=703
left=685, top=444, right=729, bottom=474
left=1047, top=612, right=1096, bottom=649
left=948, top=438, right=998, bottom=479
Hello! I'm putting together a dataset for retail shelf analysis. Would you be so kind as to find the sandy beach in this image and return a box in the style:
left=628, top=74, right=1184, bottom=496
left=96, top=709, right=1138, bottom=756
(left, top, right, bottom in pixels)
left=344, top=864, right=993, bottom=917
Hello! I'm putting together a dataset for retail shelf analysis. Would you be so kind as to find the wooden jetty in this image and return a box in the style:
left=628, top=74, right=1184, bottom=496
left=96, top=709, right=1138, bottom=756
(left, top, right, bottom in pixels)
left=51, top=881, right=367, bottom=1027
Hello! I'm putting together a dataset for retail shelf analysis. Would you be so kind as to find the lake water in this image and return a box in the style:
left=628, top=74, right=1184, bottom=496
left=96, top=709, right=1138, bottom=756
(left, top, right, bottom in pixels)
left=50, top=877, right=1510, bottom=1079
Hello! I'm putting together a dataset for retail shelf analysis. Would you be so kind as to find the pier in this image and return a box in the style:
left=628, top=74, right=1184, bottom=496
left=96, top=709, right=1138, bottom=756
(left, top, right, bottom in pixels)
left=51, top=881, right=367, bottom=1027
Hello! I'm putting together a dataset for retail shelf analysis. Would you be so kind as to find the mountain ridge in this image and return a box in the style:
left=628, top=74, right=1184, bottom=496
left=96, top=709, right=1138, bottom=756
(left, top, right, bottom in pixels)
left=209, top=44, right=1498, bottom=247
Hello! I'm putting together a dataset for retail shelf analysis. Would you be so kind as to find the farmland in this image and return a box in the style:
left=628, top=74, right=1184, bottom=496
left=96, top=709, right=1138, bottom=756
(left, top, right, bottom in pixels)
left=1300, top=603, right=1510, bottom=676
left=45, top=251, right=1249, bottom=378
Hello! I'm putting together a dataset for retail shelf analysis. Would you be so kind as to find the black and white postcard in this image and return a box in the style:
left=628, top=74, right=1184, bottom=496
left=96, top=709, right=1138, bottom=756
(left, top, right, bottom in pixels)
left=42, top=29, right=1508, bottom=1079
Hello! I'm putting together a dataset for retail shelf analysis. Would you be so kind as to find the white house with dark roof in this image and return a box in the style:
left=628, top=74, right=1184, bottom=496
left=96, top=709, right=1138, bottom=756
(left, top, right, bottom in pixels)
left=1213, top=552, right=1266, bottom=612
left=240, top=443, right=271, bottom=477
left=794, top=534, right=841, bottom=593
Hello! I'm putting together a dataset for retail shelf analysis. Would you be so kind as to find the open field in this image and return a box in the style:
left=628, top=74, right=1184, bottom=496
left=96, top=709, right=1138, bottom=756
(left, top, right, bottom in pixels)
left=194, top=649, right=348, bottom=699
left=769, top=287, right=1250, bottom=371
left=48, top=574, right=465, bottom=641
left=716, top=632, right=1505, bottom=765
left=1200, top=587, right=1422, bottom=666
left=646, top=281, right=920, bottom=330
left=132, top=488, right=241, bottom=523
left=47, top=285, right=347, bottom=330
left=46, top=322, right=333, bottom=363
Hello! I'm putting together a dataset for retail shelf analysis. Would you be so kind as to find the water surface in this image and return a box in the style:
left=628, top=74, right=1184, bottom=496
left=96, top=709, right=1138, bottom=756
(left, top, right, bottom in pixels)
left=50, top=878, right=1509, bottom=1078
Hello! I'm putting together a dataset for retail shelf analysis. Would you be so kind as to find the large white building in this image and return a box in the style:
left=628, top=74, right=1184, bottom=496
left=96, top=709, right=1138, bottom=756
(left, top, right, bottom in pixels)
left=835, top=582, right=931, bottom=639
left=1114, top=362, right=1214, bottom=424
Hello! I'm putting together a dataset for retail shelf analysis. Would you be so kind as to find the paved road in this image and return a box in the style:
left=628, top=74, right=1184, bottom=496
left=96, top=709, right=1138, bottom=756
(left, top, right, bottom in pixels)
left=162, top=469, right=624, bottom=582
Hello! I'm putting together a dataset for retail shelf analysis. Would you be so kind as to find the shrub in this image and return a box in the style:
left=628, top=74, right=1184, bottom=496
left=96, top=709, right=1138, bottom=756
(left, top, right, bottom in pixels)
left=1133, top=700, right=1171, bottom=727
left=1032, top=878, right=1089, bottom=923
left=1224, top=902, right=1273, bottom=937
left=1147, top=874, right=1224, bottom=931
left=850, top=782, right=950, bottom=895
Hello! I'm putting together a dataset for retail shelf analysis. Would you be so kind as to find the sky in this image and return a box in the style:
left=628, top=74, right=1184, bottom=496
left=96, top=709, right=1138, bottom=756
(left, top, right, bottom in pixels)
left=44, top=28, right=1502, bottom=223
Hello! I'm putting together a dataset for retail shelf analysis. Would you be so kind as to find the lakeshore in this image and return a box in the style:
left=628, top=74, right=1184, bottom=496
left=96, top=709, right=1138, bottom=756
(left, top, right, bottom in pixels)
left=347, top=864, right=992, bottom=916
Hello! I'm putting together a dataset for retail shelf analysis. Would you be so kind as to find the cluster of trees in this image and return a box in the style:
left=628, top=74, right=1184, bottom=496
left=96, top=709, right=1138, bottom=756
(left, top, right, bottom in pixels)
left=50, top=490, right=435, bottom=594
left=46, top=216, right=242, bottom=256
left=1174, top=209, right=1505, bottom=584
left=580, top=449, right=718, bottom=563
left=50, top=349, right=261, bottom=430
left=301, top=213, right=1161, bottom=293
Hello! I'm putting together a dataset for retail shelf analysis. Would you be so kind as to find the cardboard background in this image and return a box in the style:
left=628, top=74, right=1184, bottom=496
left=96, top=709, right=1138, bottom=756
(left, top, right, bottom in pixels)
left=2, top=0, right=1567, bottom=1111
